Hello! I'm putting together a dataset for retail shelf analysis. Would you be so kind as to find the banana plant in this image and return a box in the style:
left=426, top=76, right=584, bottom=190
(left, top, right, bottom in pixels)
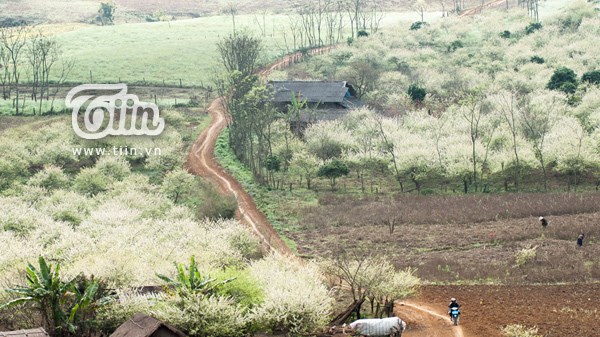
left=1, top=257, right=104, bottom=336
left=156, top=255, right=235, bottom=296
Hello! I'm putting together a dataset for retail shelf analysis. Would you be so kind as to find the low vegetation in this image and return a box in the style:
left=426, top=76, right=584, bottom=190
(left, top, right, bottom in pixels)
left=0, top=113, right=334, bottom=335
left=502, top=324, right=542, bottom=337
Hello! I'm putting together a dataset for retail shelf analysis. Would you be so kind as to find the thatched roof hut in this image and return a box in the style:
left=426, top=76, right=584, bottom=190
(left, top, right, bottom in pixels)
left=0, top=328, right=49, bottom=337
left=110, top=313, right=186, bottom=337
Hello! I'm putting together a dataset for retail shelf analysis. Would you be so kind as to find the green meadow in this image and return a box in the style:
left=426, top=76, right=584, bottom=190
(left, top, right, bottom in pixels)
left=52, top=15, right=299, bottom=87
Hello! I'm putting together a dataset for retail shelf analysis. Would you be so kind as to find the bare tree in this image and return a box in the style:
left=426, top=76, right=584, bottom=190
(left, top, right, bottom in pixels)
left=520, top=92, right=561, bottom=190
left=223, top=3, right=238, bottom=35
left=0, top=39, right=12, bottom=99
left=460, top=92, right=492, bottom=192
left=50, top=58, right=75, bottom=112
left=495, top=89, right=523, bottom=191
left=411, top=0, right=428, bottom=22
left=0, top=25, right=30, bottom=115
left=28, top=30, right=59, bottom=115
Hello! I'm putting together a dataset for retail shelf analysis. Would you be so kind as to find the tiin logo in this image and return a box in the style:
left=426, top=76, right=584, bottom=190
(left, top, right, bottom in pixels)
left=66, top=84, right=164, bottom=140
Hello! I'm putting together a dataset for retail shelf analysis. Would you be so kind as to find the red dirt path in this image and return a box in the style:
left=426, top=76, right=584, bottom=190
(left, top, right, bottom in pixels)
left=185, top=49, right=467, bottom=337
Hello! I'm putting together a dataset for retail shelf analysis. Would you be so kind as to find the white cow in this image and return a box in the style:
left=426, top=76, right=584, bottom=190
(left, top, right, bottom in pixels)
left=342, top=317, right=406, bottom=337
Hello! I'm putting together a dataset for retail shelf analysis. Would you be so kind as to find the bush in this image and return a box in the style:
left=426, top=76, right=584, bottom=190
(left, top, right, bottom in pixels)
left=95, top=157, right=130, bottom=181
left=447, top=40, right=464, bottom=52
left=250, top=255, right=332, bottom=335
left=530, top=55, right=545, bottom=64
left=161, top=169, right=196, bottom=204
left=515, top=246, right=537, bottom=267
left=309, top=138, right=343, bottom=161
left=160, top=293, right=249, bottom=337
left=52, top=210, right=82, bottom=227
left=317, top=159, right=349, bottom=189
left=215, top=268, right=264, bottom=307
left=410, top=21, right=426, bottom=30
left=582, top=70, right=600, bottom=85
left=503, top=324, right=542, bottom=337
left=73, top=168, right=110, bottom=196
left=28, top=166, right=69, bottom=190
left=408, top=84, right=427, bottom=103
left=196, top=189, right=237, bottom=219
left=525, top=22, right=542, bottom=34
left=547, top=67, right=578, bottom=93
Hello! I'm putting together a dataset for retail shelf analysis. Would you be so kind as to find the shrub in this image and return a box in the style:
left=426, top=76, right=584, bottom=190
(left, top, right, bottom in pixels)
left=582, top=70, right=600, bottom=85
left=530, top=55, right=545, bottom=64
left=410, top=21, right=426, bottom=30
left=515, top=246, right=537, bottom=267
left=52, top=210, right=82, bottom=227
left=196, top=185, right=237, bottom=220
left=309, top=138, right=343, bottom=161
left=28, top=166, right=69, bottom=190
left=264, top=155, right=281, bottom=172
left=159, top=293, right=249, bottom=337
left=161, top=169, right=196, bottom=204
left=215, top=268, right=264, bottom=307
left=250, top=255, right=332, bottom=335
left=447, top=40, right=464, bottom=52
left=547, top=67, right=578, bottom=93
left=95, top=157, right=130, bottom=181
left=408, top=84, right=427, bottom=103
left=73, top=168, right=110, bottom=196
left=317, top=159, right=350, bottom=189
left=503, top=324, right=542, bottom=337
left=525, top=22, right=542, bottom=34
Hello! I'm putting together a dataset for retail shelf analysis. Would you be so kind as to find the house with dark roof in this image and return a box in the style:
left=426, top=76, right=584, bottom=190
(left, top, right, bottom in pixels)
left=268, top=80, right=363, bottom=129
left=0, top=328, right=49, bottom=337
left=110, top=313, right=186, bottom=337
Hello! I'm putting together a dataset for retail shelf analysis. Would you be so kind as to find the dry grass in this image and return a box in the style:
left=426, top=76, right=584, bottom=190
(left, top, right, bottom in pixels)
left=306, top=193, right=600, bottom=227
left=292, top=193, right=600, bottom=284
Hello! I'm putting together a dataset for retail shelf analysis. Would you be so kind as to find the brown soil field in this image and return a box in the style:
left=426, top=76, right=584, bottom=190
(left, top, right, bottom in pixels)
left=415, top=284, right=600, bottom=337
left=290, top=208, right=600, bottom=284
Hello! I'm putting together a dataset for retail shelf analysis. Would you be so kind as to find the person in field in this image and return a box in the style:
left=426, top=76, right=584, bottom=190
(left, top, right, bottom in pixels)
left=539, top=216, right=548, bottom=228
left=577, top=233, right=585, bottom=247
left=448, top=298, right=460, bottom=320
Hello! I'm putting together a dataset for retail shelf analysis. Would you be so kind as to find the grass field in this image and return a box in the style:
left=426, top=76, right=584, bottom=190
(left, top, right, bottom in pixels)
left=52, top=15, right=289, bottom=87
left=50, top=12, right=442, bottom=87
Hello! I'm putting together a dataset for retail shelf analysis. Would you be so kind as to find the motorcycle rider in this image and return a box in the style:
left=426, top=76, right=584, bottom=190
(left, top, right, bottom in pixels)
left=448, top=298, right=460, bottom=321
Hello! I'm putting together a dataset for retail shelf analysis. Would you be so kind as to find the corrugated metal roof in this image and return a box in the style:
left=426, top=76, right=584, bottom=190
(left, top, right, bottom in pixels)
left=0, top=328, right=49, bottom=337
left=269, top=81, right=348, bottom=103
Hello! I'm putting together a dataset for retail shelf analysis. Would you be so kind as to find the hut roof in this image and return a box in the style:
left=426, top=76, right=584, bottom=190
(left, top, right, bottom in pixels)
left=0, top=328, right=49, bottom=337
left=109, top=313, right=186, bottom=337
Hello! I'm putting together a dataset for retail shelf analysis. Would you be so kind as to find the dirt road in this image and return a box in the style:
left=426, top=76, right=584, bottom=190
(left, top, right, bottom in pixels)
left=396, top=302, right=465, bottom=337
left=186, top=98, right=293, bottom=256
left=185, top=49, right=468, bottom=337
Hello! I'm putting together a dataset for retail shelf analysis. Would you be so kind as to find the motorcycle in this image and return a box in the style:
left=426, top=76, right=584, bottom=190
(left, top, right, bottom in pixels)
left=449, top=307, right=460, bottom=326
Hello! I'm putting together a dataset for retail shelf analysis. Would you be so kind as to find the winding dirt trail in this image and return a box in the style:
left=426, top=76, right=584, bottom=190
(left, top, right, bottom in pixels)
left=185, top=49, right=467, bottom=337
left=186, top=97, right=293, bottom=256
left=396, top=302, right=465, bottom=337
